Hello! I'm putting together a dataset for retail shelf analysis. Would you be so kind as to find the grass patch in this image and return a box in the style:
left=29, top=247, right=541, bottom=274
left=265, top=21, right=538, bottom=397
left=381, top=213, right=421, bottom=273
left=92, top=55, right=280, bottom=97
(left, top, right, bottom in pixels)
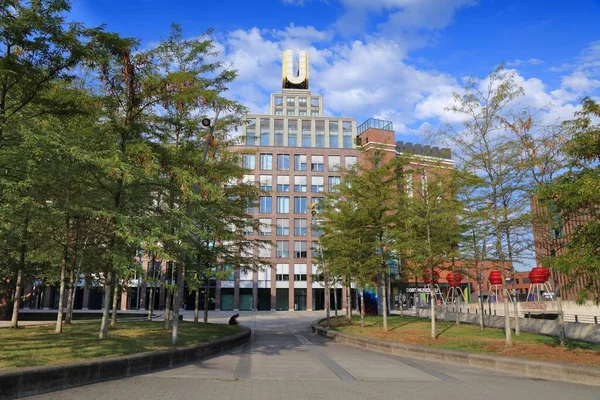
left=0, top=321, right=239, bottom=370
left=323, top=315, right=600, bottom=368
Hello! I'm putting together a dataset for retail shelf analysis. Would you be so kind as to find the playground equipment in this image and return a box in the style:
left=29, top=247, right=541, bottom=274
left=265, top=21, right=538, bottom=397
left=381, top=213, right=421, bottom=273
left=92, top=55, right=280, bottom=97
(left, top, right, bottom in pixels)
left=423, top=269, right=445, bottom=305
left=526, top=267, right=554, bottom=301
left=445, top=272, right=467, bottom=304
left=487, top=270, right=512, bottom=303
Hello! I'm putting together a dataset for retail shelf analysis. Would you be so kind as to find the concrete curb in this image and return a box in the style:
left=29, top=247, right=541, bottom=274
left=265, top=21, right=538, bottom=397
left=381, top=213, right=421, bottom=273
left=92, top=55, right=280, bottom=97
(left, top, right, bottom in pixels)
left=0, top=326, right=251, bottom=400
left=311, top=318, right=600, bottom=387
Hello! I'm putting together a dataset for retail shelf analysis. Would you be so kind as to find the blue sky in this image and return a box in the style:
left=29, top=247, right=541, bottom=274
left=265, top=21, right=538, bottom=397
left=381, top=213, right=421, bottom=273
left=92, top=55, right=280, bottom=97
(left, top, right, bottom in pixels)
left=70, top=0, right=600, bottom=144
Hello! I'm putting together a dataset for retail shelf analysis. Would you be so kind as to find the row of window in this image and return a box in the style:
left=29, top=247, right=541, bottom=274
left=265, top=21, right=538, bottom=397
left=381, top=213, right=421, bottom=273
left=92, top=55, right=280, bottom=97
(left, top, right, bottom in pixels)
left=242, top=154, right=357, bottom=172
left=222, top=264, right=317, bottom=282
left=248, top=175, right=339, bottom=193
left=246, top=119, right=353, bottom=147
left=273, top=96, right=320, bottom=108
left=254, top=196, right=329, bottom=214
left=250, top=218, right=322, bottom=237
left=251, top=240, right=320, bottom=259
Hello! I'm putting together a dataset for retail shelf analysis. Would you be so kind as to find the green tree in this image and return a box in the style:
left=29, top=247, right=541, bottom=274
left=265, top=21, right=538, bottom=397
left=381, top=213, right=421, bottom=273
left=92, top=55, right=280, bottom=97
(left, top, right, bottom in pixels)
left=539, top=97, right=600, bottom=305
left=441, top=67, right=527, bottom=346
left=322, top=149, right=408, bottom=331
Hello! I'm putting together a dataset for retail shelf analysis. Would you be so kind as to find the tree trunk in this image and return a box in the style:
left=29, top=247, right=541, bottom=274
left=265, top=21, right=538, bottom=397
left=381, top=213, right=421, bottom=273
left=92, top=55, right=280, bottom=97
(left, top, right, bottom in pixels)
left=333, top=280, right=338, bottom=318
left=360, top=288, right=365, bottom=327
left=99, top=271, right=113, bottom=340
left=147, top=254, right=156, bottom=321
left=194, top=288, right=200, bottom=323
left=492, top=196, right=512, bottom=347
left=55, top=240, right=69, bottom=333
left=347, top=283, right=352, bottom=321
left=164, top=288, right=172, bottom=329
left=203, top=276, right=210, bottom=323
left=478, top=283, right=484, bottom=331
left=110, top=278, right=119, bottom=326
left=171, top=263, right=182, bottom=346
left=513, top=291, right=520, bottom=335
left=382, top=272, right=389, bottom=331
left=324, top=271, right=330, bottom=328
left=556, top=293, right=566, bottom=345
left=65, top=262, right=76, bottom=325
left=10, top=214, right=29, bottom=329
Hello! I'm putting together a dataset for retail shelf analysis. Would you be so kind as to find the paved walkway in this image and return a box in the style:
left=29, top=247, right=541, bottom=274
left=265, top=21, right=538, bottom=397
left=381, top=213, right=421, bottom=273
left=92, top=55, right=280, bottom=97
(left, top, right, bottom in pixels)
left=27, top=311, right=600, bottom=400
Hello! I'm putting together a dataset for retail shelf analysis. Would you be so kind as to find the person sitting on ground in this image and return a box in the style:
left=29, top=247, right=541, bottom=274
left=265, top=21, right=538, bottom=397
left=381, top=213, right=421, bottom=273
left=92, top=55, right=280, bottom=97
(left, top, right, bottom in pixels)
left=228, top=313, right=240, bottom=325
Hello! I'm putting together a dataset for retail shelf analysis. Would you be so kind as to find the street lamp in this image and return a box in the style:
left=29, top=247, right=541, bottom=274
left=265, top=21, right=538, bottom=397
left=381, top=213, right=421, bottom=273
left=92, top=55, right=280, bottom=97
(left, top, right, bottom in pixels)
left=311, top=202, right=330, bottom=328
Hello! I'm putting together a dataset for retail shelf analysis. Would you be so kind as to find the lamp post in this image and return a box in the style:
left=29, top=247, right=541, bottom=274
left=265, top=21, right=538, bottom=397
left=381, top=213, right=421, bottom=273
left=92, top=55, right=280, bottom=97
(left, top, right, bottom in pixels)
left=311, top=203, right=330, bottom=328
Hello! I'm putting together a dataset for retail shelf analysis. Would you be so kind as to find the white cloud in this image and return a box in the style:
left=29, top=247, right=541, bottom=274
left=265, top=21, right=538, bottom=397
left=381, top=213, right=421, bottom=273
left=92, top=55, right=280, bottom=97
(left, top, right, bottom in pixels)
left=506, top=58, right=543, bottom=67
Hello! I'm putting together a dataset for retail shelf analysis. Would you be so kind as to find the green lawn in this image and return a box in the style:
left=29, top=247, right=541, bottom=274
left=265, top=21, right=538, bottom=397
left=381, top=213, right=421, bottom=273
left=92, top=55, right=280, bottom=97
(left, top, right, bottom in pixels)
left=323, top=315, right=600, bottom=367
left=0, top=321, right=240, bottom=370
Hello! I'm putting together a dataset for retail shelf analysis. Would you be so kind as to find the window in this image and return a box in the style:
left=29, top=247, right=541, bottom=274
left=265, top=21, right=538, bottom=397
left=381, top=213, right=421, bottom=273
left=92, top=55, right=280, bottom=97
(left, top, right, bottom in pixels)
left=294, top=196, right=307, bottom=214
left=328, top=176, right=341, bottom=192
left=343, top=135, right=353, bottom=148
left=245, top=198, right=255, bottom=214
left=288, top=120, right=298, bottom=147
left=258, top=242, right=272, bottom=258
left=311, top=110, right=319, bottom=117
left=276, top=196, right=290, bottom=213
left=276, top=176, right=290, bottom=192
left=276, top=218, right=289, bottom=236
left=286, top=109, right=295, bottom=116
left=342, top=120, right=352, bottom=134
left=311, top=155, right=324, bottom=171
left=277, top=154, right=290, bottom=170
left=286, top=97, right=295, bottom=107
left=294, top=219, right=307, bottom=236
left=315, top=121, right=325, bottom=147
left=276, top=242, right=289, bottom=258
left=311, top=176, right=324, bottom=193
left=258, top=266, right=271, bottom=282
left=274, top=96, right=283, bottom=106
left=224, top=265, right=235, bottom=281
left=260, top=118, right=270, bottom=146
left=240, top=269, right=253, bottom=281
left=311, top=98, right=319, bottom=107
left=298, top=97, right=307, bottom=107
left=246, top=118, right=257, bottom=145
left=421, top=174, right=428, bottom=195
left=294, top=176, right=307, bottom=192
left=276, top=263, right=289, bottom=280
left=258, top=218, right=272, bottom=236
left=275, top=108, right=283, bottom=116
left=345, top=156, right=357, bottom=169
left=294, top=241, right=307, bottom=258
left=405, top=174, right=413, bottom=198
left=260, top=153, right=273, bottom=170
left=274, top=119, right=284, bottom=146
left=259, top=196, right=272, bottom=213
left=329, top=133, right=339, bottom=148
left=299, top=109, right=307, bottom=116
left=312, top=219, right=323, bottom=237
left=242, top=154, right=256, bottom=169
left=342, top=121, right=353, bottom=149
left=294, top=154, right=307, bottom=171
left=259, top=175, right=272, bottom=191
left=302, top=120, right=311, bottom=147
left=294, top=264, right=307, bottom=281
left=242, top=174, right=255, bottom=185
left=328, top=155, right=341, bottom=171
left=242, top=223, right=253, bottom=236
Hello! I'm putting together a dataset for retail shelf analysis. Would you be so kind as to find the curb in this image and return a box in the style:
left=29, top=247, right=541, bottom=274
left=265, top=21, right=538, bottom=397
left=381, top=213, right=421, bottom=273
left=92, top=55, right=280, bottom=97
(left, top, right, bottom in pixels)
left=311, top=318, right=600, bottom=387
left=0, top=326, right=251, bottom=399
